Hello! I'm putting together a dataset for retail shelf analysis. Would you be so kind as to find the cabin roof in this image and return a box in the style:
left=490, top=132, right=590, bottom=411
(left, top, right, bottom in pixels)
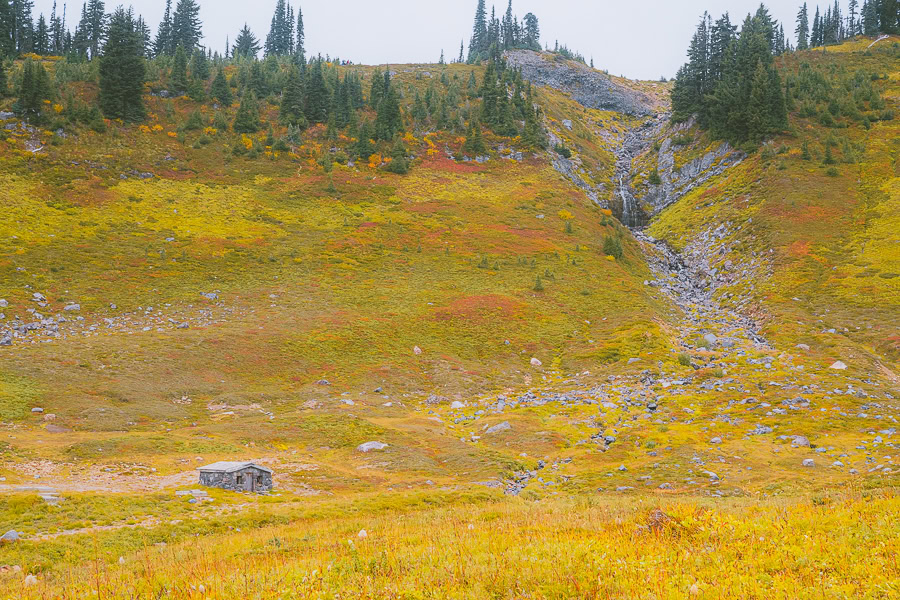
left=197, top=461, right=273, bottom=474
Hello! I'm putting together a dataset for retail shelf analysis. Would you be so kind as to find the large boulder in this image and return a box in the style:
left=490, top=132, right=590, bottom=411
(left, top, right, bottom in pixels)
left=356, top=441, right=388, bottom=453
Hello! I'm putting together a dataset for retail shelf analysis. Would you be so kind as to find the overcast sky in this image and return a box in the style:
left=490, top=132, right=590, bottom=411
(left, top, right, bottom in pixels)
left=34, top=1, right=804, bottom=80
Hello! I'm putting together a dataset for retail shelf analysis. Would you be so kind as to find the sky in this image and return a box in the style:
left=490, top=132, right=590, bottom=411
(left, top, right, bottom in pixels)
left=33, top=1, right=806, bottom=80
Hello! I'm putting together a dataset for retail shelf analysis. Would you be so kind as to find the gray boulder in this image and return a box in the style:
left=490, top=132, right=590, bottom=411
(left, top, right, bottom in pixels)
left=0, top=530, right=19, bottom=543
left=485, top=422, right=511, bottom=435
left=357, top=441, right=388, bottom=453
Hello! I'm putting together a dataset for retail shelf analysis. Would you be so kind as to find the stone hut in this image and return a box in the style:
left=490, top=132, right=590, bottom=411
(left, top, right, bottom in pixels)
left=197, top=461, right=273, bottom=492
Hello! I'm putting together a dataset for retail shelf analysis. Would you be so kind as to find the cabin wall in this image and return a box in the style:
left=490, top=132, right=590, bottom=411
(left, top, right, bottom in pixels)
left=199, top=468, right=273, bottom=492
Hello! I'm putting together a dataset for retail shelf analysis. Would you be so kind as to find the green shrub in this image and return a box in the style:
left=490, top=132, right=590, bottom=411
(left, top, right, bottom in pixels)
left=183, top=110, right=204, bottom=131
left=554, top=143, right=572, bottom=159
left=648, top=169, right=662, bottom=185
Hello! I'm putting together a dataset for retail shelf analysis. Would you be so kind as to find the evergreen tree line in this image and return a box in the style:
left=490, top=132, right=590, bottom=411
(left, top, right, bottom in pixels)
left=467, top=0, right=540, bottom=64
left=671, top=5, right=788, bottom=144
left=796, top=0, right=899, bottom=50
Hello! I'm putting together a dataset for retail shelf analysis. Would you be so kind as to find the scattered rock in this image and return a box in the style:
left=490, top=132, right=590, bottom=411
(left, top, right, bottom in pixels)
left=24, top=574, right=37, bottom=586
left=200, top=292, right=218, bottom=301
left=830, top=361, right=847, bottom=371
left=484, top=422, right=511, bottom=435
left=791, top=435, right=811, bottom=448
left=709, top=437, right=722, bottom=445
left=357, top=441, right=388, bottom=453
left=63, top=304, right=80, bottom=312
left=413, top=346, right=423, bottom=355
left=450, top=401, right=466, bottom=409
left=31, top=407, right=44, bottom=414
left=0, top=531, right=19, bottom=543
left=802, top=459, right=815, bottom=468
left=703, top=333, right=718, bottom=346
left=796, top=344, right=810, bottom=351
left=530, top=357, right=542, bottom=367
left=357, top=529, right=368, bottom=539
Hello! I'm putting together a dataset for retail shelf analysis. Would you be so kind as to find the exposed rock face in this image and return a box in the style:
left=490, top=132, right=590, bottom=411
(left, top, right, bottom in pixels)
left=612, top=117, right=743, bottom=226
left=638, top=119, right=743, bottom=218
left=505, top=50, right=656, bottom=116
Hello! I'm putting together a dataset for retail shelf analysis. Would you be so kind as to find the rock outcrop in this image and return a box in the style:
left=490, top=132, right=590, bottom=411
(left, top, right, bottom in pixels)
left=505, top=50, right=656, bottom=116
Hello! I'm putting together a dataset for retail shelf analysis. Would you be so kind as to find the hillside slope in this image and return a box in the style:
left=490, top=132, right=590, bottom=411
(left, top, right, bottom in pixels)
left=0, top=38, right=898, bottom=599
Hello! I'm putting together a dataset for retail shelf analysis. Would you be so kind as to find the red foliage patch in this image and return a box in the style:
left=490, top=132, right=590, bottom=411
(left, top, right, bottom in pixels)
left=788, top=240, right=811, bottom=257
left=431, top=294, right=526, bottom=323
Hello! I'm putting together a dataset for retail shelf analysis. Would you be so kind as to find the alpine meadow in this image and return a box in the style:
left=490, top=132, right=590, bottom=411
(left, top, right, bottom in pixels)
left=1, top=0, right=900, bottom=598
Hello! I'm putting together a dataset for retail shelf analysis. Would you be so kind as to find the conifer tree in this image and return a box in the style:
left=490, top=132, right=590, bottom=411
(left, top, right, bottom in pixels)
left=85, top=0, right=106, bottom=59
left=232, top=24, right=260, bottom=58
left=304, top=58, right=329, bottom=124
left=190, top=48, right=210, bottom=81
left=233, top=90, right=261, bottom=133
left=811, top=7, right=821, bottom=47
left=881, top=0, right=899, bottom=34
left=462, top=117, right=486, bottom=156
left=172, top=0, right=202, bottom=51
left=154, top=0, right=174, bottom=56
left=375, top=79, right=402, bottom=140
left=11, top=0, right=34, bottom=55
left=0, top=54, right=7, bottom=97
left=99, top=7, right=146, bottom=122
left=171, top=45, right=189, bottom=93
left=369, top=67, right=384, bottom=109
left=280, top=63, right=307, bottom=127
left=848, top=0, right=859, bottom=36
left=33, top=13, right=48, bottom=55
left=16, top=57, right=51, bottom=121
left=795, top=3, right=809, bottom=50
left=211, top=67, right=232, bottom=106
left=0, top=2, right=15, bottom=57
left=295, top=6, right=304, bottom=57
left=468, top=0, right=488, bottom=62
left=385, top=136, right=409, bottom=174
left=355, top=119, right=374, bottom=160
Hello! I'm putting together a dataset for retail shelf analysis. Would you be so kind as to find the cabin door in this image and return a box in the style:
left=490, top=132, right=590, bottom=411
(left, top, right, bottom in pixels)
left=236, top=471, right=255, bottom=492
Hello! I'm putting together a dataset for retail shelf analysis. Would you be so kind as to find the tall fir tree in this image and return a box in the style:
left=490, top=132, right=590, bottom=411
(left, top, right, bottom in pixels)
left=99, top=7, right=146, bottom=122
left=280, top=63, right=306, bottom=127
left=170, top=44, right=189, bottom=93
left=881, top=0, right=899, bottom=33
left=210, top=67, right=232, bottom=106
left=304, top=57, right=329, bottom=124
left=172, top=0, right=202, bottom=51
left=811, top=6, right=821, bottom=47
left=233, top=90, right=261, bottom=133
left=375, top=74, right=402, bottom=140
left=0, top=1, right=14, bottom=57
left=795, top=3, right=809, bottom=49
left=848, top=0, right=859, bottom=36
left=0, top=53, right=7, bottom=96
left=12, top=0, right=34, bottom=55
left=85, top=0, right=106, bottom=59
left=295, top=6, right=304, bottom=57
left=154, top=0, right=173, bottom=56
left=523, top=12, right=540, bottom=49
left=33, top=13, right=48, bottom=54
left=468, top=0, right=488, bottom=62
left=232, top=24, right=260, bottom=58
left=49, top=1, right=63, bottom=53
left=16, top=57, right=50, bottom=120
